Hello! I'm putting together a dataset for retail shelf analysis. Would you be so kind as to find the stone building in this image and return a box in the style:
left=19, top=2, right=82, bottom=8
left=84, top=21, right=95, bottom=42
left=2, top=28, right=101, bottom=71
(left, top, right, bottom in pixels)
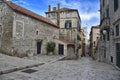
left=80, top=29, right=85, bottom=57
left=45, top=4, right=81, bottom=59
left=0, top=0, right=59, bottom=57
left=89, top=25, right=100, bottom=60
left=99, top=0, right=120, bottom=68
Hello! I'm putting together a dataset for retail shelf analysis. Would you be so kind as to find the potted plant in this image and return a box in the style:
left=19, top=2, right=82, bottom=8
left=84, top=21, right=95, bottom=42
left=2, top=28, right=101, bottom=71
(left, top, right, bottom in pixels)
left=46, top=41, right=56, bottom=55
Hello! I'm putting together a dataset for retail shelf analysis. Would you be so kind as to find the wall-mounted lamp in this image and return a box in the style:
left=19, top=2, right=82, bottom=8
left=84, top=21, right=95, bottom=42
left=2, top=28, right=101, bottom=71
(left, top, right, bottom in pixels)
left=102, top=30, right=107, bottom=35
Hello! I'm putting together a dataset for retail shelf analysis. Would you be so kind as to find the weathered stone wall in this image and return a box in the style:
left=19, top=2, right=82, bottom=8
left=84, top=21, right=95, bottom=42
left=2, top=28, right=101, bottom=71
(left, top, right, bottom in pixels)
left=60, top=11, right=80, bottom=28
left=0, top=2, right=59, bottom=57
left=12, top=12, right=59, bottom=56
left=0, top=2, right=14, bottom=55
left=100, top=0, right=120, bottom=66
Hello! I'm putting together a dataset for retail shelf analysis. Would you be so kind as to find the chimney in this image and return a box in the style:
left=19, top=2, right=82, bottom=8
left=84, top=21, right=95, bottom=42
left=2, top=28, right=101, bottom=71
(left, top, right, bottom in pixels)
left=48, top=5, right=51, bottom=12
left=57, top=3, right=60, bottom=11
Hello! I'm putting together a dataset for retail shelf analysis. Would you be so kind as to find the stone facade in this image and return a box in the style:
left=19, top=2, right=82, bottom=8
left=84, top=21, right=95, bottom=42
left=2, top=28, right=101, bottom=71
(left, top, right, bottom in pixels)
left=80, top=29, right=85, bottom=57
left=89, top=26, right=100, bottom=60
left=45, top=4, right=81, bottom=59
left=0, top=1, right=59, bottom=57
left=99, top=0, right=120, bottom=68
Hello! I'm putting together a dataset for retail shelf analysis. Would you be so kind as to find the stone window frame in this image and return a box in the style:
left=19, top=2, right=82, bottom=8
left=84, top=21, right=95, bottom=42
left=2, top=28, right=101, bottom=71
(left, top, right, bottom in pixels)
left=115, top=24, right=119, bottom=37
left=13, top=20, right=24, bottom=39
left=36, top=29, right=39, bottom=36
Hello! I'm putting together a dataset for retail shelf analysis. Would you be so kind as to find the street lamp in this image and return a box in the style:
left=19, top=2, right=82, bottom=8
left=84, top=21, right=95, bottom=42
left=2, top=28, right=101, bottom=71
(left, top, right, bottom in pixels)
left=102, top=30, right=107, bottom=35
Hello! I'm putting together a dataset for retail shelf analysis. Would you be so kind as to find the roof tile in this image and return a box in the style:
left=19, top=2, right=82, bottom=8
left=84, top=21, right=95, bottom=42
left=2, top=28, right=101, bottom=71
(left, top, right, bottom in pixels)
left=6, top=1, right=59, bottom=28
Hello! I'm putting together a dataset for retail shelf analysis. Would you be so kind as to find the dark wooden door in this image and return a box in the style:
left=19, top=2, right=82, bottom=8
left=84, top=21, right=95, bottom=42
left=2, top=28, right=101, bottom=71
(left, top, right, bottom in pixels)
left=59, top=44, right=64, bottom=55
left=37, top=42, right=42, bottom=54
left=116, top=43, right=120, bottom=68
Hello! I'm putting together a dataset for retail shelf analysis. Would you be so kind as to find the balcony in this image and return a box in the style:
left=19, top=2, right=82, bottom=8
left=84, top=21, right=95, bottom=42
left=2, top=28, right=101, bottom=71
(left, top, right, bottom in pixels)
left=59, top=28, right=77, bottom=43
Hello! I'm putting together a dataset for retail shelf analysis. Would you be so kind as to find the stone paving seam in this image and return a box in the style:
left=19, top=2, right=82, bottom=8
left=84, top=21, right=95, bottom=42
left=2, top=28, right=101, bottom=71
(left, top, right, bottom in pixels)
left=0, top=63, right=44, bottom=75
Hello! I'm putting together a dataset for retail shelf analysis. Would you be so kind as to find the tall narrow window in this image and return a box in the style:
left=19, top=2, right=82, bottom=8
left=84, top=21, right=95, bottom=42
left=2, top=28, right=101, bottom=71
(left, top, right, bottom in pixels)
left=103, top=0, right=105, bottom=7
left=65, top=20, right=72, bottom=28
left=36, top=30, right=39, bottom=35
left=107, top=31, right=109, bottom=41
left=93, top=41, right=95, bottom=47
left=106, top=8, right=109, bottom=17
left=114, top=0, right=118, bottom=12
left=115, top=24, right=119, bottom=36
left=103, top=35, right=106, bottom=41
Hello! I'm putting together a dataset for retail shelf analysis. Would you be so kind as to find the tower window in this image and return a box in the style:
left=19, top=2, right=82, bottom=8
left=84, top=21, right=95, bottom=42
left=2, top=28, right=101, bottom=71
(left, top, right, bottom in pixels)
left=65, top=20, right=72, bottom=28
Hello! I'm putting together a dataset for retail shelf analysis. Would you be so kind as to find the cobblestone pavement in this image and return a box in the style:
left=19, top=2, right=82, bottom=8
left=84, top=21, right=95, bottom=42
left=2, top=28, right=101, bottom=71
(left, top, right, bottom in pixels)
left=0, top=53, right=65, bottom=74
left=0, top=57, right=120, bottom=80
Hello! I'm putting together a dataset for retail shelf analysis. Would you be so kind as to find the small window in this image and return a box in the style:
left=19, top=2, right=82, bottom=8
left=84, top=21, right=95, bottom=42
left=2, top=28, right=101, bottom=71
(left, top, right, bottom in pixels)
left=103, top=35, right=106, bottom=41
left=0, top=24, right=2, bottom=33
left=111, top=56, right=113, bottom=63
left=36, top=30, right=39, bottom=35
left=66, top=12, right=70, bottom=17
left=65, top=20, right=72, bottom=28
left=107, top=31, right=109, bottom=41
left=106, top=8, right=109, bottom=17
left=103, top=0, right=105, bottom=7
left=93, top=41, right=95, bottom=47
left=114, top=0, right=118, bottom=12
left=115, top=24, right=119, bottom=36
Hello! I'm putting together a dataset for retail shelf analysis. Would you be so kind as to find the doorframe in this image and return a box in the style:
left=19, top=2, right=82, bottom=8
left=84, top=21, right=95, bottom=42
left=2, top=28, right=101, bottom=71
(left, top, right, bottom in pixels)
left=58, top=44, right=64, bottom=55
left=116, top=43, right=120, bottom=68
left=36, top=39, right=42, bottom=54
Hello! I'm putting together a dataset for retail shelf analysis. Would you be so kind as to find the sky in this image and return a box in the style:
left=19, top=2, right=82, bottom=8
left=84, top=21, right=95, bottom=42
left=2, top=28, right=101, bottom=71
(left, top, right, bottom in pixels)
left=12, top=0, right=100, bottom=35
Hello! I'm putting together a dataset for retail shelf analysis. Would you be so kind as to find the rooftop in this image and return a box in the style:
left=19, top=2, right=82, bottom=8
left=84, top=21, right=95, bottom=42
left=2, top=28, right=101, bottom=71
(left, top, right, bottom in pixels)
left=6, top=1, right=59, bottom=28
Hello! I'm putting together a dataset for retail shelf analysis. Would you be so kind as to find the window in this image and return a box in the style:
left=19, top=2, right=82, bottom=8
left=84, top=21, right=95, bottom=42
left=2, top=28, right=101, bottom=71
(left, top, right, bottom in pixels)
left=115, top=24, right=119, bottom=36
left=93, top=41, right=95, bottom=47
left=114, top=0, right=118, bottom=12
left=0, top=24, right=2, bottom=34
left=48, top=14, right=50, bottom=18
left=107, top=31, right=109, bottom=41
left=106, top=8, right=109, bottom=17
left=65, top=21, right=72, bottom=28
left=51, top=13, right=57, bottom=18
left=103, top=35, right=106, bottom=41
left=111, top=56, right=113, bottom=63
left=103, top=0, right=105, bottom=7
left=104, top=49, right=106, bottom=58
left=66, top=12, right=70, bottom=17
left=36, top=30, right=39, bottom=35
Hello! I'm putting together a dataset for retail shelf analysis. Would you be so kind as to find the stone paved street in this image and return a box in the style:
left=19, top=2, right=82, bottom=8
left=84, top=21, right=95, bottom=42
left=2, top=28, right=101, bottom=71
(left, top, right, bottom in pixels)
left=0, top=57, right=120, bottom=80
left=0, top=53, right=65, bottom=75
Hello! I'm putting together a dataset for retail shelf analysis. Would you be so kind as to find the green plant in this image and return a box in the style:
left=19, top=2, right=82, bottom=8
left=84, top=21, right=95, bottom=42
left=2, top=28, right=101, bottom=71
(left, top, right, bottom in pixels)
left=46, top=41, right=56, bottom=55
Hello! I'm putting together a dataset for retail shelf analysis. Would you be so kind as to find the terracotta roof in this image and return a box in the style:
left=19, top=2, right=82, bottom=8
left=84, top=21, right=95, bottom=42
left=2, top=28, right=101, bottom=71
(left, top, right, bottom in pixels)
left=6, top=1, right=59, bottom=28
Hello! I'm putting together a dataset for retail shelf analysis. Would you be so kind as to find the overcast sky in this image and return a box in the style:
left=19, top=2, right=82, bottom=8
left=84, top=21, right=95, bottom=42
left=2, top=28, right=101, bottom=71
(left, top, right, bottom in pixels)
left=12, top=0, right=100, bottom=35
